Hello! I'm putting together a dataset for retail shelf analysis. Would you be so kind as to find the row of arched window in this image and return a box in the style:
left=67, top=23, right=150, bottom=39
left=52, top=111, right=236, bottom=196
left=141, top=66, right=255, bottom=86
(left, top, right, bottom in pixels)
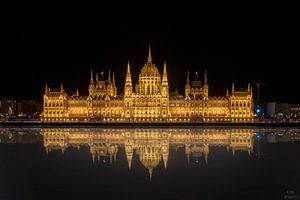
left=45, top=102, right=63, bottom=107
left=231, top=101, right=250, bottom=107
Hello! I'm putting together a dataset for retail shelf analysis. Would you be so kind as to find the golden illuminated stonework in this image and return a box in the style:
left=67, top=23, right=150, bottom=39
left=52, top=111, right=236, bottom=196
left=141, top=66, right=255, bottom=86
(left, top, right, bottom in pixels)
left=41, top=45, right=254, bottom=123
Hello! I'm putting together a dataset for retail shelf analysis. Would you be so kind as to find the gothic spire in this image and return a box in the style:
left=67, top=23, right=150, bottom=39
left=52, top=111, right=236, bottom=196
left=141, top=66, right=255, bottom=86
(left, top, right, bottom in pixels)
left=248, top=82, right=250, bottom=92
left=108, top=69, right=111, bottom=82
left=60, top=83, right=64, bottom=92
left=76, top=88, right=79, bottom=96
left=148, top=44, right=152, bottom=63
left=162, top=60, right=168, bottom=86
left=125, top=60, right=132, bottom=86
left=45, top=83, right=48, bottom=94
left=186, top=70, right=190, bottom=85
left=204, top=69, right=207, bottom=85
left=96, top=72, right=98, bottom=82
left=163, top=60, right=167, bottom=74
left=90, top=69, right=94, bottom=82
left=232, top=81, right=235, bottom=93
left=113, top=72, right=116, bottom=86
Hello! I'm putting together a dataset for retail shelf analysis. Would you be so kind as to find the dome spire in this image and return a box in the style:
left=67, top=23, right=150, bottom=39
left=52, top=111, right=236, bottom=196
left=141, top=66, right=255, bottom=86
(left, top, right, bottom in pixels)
left=148, top=43, right=152, bottom=63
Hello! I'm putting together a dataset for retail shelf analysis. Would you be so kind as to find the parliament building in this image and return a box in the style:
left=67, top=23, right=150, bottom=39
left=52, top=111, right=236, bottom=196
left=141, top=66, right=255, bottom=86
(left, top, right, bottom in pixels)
left=41, top=46, right=254, bottom=123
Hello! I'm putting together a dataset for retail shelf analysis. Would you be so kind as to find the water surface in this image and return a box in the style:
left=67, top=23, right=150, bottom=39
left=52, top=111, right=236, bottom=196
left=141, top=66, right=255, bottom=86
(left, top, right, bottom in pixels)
left=0, top=127, right=300, bottom=200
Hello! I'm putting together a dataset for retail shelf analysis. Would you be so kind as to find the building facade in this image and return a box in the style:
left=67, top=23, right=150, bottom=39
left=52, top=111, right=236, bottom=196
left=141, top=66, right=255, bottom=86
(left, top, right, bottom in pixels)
left=41, top=46, right=254, bottom=123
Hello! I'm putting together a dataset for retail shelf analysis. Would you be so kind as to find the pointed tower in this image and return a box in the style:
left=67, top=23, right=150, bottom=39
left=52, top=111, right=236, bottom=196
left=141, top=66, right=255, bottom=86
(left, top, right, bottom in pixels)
left=161, top=61, right=169, bottom=94
left=112, top=72, right=117, bottom=96
left=89, top=69, right=94, bottom=96
left=232, top=82, right=235, bottom=93
left=60, top=83, right=64, bottom=93
left=45, top=83, right=48, bottom=95
left=185, top=70, right=191, bottom=97
left=76, top=88, right=79, bottom=97
left=96, top=72, right=99, bottom=82
left=148, top=44, right=152, bottom=63
left=90, top=68, right=94, bottom=82
left=125, top=61, right=132, bottom=93
left=161, top=61, right=169, bottom=118
left=204, top=69, right=207, bottom=85
left=113, top=72, right=116, bottom=85
left=124, top=61, right=133, bottom=119
left=108, top=69, right=111, bottom=83
left=203, top=69, right=209, bottom=97
left=226, top=88, right=229, bottom=97
left=248, top=82, right=250, bottom=92
left=107, top=69, right=113, bottom=96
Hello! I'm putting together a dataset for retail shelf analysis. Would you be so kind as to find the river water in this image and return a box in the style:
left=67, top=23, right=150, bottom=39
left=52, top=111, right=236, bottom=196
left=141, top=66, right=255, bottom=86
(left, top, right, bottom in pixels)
left=0, top=127, right=299, bottom=200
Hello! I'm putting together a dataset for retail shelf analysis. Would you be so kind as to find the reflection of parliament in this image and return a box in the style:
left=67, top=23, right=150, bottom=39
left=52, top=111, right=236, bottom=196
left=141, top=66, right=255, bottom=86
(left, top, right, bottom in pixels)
left=42, top=128, right=254, bottom=178
left=42, top=46, right=254, bottom=122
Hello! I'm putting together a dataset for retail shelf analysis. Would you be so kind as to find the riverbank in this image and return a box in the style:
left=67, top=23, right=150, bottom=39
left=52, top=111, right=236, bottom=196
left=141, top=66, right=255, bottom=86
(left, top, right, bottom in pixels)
left=1, top=120, right=300, bottom=127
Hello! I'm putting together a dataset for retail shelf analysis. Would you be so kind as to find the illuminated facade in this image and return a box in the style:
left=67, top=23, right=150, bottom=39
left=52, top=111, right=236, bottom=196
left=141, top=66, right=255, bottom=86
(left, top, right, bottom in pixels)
left=41, top=46, right=254, bottom=122
left=41, top=128, right=254, bottom=179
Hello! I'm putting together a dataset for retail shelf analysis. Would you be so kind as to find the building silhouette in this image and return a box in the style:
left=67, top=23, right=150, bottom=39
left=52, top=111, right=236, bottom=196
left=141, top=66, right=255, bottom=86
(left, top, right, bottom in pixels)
left=42, top=46, right=253, bottom=122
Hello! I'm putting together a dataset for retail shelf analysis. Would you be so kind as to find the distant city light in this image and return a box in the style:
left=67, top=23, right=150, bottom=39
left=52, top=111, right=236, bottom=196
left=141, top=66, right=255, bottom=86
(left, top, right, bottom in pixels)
left=256, top=134, right=261, bottom=139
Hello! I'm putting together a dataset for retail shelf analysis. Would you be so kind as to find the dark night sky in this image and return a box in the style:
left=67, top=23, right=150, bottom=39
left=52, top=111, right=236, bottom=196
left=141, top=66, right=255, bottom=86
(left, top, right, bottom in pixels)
left=1, top=1, right=299, bottom=103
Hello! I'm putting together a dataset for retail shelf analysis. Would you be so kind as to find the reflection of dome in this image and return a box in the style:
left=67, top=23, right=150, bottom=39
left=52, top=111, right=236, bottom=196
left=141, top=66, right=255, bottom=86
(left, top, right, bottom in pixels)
left=138, top=146, right=161, bottom=180
left=139, top=153, right=161, bottom=170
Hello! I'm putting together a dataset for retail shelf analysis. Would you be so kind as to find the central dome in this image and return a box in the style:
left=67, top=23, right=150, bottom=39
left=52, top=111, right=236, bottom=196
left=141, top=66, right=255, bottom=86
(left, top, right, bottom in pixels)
left=140, top=62, right=160, bottom=77
left=136, top=45, right=162, bottom=95
left=139, top=45, right=160, bottom=77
